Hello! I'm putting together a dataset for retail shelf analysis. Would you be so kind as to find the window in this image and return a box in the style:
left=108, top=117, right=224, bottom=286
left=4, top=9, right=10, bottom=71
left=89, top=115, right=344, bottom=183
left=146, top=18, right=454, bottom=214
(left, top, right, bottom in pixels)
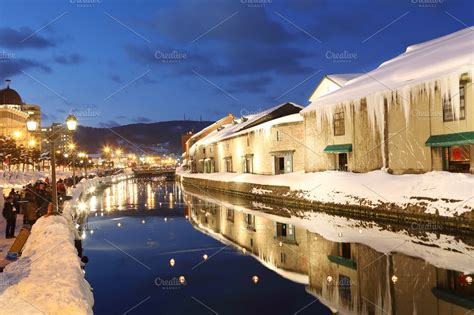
left=244, top=155, right=253, bottom=173
left=333, top=107, right=345, bottom=136
left=280, top=252, right=287, bottom=264
left=443, top=145, right=471, bottom=173
left=438, top=270, right=474, bottom=298
left=338, top=275, right=352, bottom=304
left=226, top=209, right=234, bottom=222
left=245, top=214, right=256, bottom=231
left=224, top=158, right=233, bottom=172
left=338, top=243, right=351, bottom=259
left=443, top=76, right=468, bottom=122
left=202, top=148, right=206, bottom=154
left=275, top=223, right=296, bottom=242
left=247, top=137, right=250, bottom=146
left=276, top=130, right=283, bottom=141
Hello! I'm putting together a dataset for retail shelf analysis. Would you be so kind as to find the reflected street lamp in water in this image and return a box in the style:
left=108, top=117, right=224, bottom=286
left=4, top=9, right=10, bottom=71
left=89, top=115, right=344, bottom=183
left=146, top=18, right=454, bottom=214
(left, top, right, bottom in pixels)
left=27, top=114, right=78, bottom=214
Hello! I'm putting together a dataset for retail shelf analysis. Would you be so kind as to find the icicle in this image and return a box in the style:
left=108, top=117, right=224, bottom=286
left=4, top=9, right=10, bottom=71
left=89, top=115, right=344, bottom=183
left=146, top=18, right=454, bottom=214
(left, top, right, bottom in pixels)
left=400, top=85, right=411, bottom=126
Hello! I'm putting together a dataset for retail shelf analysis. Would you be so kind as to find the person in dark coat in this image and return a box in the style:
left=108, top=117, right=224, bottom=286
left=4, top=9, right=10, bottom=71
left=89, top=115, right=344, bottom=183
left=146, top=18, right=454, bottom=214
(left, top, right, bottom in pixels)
left=3, top=196, right=18, bottom=238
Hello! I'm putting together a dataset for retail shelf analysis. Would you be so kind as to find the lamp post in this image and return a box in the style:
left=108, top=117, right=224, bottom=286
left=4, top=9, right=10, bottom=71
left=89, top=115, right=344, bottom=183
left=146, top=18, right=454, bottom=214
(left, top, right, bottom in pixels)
left=68, top=143, right=76, bottom=186
left=27, top=114, right=78, bottom=214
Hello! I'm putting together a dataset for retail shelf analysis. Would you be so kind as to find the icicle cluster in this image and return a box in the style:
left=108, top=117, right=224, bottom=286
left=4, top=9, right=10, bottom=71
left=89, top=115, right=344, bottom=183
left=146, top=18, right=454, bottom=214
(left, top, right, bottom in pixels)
left=306, top=70, right=471, bottom=169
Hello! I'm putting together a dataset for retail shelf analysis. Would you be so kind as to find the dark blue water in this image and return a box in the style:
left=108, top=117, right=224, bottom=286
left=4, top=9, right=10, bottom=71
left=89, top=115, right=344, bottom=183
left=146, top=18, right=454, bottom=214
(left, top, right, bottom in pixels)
left=84, top=179, right=331, bottom=315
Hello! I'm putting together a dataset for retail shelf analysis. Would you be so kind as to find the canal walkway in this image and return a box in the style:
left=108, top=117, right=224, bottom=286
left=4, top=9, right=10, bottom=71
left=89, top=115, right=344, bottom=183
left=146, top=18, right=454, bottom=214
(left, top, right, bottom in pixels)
left=177, top=168, right=474, bottom=231
left=0, top=174, right=130, bottom=314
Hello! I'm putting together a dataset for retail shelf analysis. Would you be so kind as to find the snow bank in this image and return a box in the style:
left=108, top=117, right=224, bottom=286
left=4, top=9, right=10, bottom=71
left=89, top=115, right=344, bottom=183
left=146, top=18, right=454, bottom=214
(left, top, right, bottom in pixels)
left=0, top=215, right=93, bottom=315
left=178, top=169, right=474, bottom=217
left=0, top=170, right=73, bottom=190
left=0, top=172, right=133, bottom=314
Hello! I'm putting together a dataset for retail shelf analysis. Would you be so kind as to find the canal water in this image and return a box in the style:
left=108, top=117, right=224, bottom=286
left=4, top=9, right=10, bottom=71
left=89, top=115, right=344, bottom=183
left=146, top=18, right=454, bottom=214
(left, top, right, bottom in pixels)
left=83, top=178, right=474, bottom=315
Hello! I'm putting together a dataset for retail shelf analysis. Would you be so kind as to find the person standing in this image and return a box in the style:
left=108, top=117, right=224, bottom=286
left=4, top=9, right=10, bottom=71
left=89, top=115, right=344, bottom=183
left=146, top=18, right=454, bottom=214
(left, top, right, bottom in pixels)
left=2, top=196, right=18, bottom=238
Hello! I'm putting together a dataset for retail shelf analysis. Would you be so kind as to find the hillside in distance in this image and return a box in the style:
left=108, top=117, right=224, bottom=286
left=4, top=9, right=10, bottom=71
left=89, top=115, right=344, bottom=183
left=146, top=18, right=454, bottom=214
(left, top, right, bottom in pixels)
left=74, top=120, right=213, bottom=155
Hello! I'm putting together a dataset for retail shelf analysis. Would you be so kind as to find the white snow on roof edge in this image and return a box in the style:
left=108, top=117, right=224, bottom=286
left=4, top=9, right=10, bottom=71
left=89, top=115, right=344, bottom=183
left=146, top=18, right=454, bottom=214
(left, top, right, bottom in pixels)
left=302, top=26, right=474, bottom=114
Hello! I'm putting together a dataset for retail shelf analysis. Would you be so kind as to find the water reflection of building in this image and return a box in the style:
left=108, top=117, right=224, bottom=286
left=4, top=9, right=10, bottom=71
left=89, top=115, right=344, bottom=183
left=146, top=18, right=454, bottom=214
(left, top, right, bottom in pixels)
left=185, top=192, right=474, bottom=315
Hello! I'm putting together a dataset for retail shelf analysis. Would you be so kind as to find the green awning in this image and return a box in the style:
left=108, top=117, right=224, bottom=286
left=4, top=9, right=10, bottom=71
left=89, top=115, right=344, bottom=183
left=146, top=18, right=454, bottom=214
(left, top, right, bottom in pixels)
left=425, top=131, right=474, bottom=147
left=324, top=144, right=352, bottom=153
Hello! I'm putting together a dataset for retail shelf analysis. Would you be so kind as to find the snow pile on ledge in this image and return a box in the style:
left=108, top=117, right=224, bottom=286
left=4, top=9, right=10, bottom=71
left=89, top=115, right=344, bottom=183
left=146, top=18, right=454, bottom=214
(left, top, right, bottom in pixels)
left=178, top=169, right=474, bottom=217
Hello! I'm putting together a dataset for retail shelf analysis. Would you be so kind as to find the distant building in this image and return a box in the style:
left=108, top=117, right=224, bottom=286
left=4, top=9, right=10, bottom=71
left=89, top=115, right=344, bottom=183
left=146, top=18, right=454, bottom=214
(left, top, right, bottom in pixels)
left=0, top=80, right=41, bottom=149
left=181, top=131, right=193, bottom=153
left=188, top=102, right=304, bottom=175
left=40, top=123, right=73, bottom=153
left=184, top=113, right=235, bottom=172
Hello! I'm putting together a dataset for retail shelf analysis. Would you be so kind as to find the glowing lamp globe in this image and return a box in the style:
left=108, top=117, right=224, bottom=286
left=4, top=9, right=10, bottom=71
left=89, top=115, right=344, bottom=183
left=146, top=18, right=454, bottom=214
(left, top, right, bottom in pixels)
left=26, top=117, right=38, bottom=132
left=66, top=115, right=78, bottom=131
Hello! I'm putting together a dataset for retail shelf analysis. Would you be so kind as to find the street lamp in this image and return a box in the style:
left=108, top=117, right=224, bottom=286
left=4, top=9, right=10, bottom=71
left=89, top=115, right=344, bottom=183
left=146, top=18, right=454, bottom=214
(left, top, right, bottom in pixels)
left=27, top=114, right=78, bottom=214
left=68, top=143, right=77, bottom=186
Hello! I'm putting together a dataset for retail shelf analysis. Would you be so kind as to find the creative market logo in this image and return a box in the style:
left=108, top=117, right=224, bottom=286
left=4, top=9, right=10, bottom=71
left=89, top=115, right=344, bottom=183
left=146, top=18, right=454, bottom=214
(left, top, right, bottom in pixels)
left=241, top=0, right=272, bottom=8
left=70, top=0, right=102, bottom=8
left=411, top=0, right=444, bottom=8
left=154, top=50, right=187, bottom=63
left=325, top=50, right=358, bottom=63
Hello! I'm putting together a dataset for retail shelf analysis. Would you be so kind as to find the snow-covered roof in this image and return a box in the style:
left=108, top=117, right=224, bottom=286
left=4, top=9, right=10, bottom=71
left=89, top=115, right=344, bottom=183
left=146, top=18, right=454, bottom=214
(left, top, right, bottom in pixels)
left=190, top=102, right=303, bottom=149
left=188, top=113, right=234, bottom=143
left=302, top=26, right=474, bottom=114
left=326, top=73, right=362, bottom=87
left=224, top=113, right=303, bottom=140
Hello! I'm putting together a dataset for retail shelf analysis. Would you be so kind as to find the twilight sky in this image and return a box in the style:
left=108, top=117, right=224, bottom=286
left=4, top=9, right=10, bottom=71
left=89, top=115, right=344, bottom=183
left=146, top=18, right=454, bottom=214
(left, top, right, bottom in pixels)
left=0, top=0, right=472, bottom=127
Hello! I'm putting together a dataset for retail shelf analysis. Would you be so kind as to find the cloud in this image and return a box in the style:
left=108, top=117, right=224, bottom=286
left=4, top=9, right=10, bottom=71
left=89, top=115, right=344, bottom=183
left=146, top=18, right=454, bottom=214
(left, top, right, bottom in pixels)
left=109, top=74, right=122, bottom=83
left=99, top=120, right=120, bottom=128
left=54, top=53, right=83, bottom=65
left=227, top=75, right=272, bottom=93
left=41, top=112, right=57, bottom=121
left=124, top=0, right=316, bottom=78
left=0, top=27, right=56, bottom=49
left=150, top=1, right=293, bottom=44
left=0, top=58, right=51, bottom=77
left=133, top=116, right=153, bottom=123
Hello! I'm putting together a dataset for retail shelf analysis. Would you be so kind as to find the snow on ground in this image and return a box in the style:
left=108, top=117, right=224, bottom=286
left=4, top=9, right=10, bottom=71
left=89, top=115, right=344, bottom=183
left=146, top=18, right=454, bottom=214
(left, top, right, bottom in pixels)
left=0, top=178, right=96, bottom=315
left=185, top=190, right=474, bottom=274
left=0, top=170, right=73, bottom=190
left=0, top=172, right=134, bottom=315
left=179, top=169, right=474, bottom=217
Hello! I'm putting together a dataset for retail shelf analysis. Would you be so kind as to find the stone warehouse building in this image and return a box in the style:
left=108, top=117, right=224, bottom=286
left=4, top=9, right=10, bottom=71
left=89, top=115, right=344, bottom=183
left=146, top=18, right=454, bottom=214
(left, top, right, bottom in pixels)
left=185, top=113, right=235, bottom=172
left=0, top=80, right=41, bottom=149
left=187, top=102, right=304, bottom=175
left=185, top=27, right=473, bottom=175
left=302, top=27, right=473, bottom=174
